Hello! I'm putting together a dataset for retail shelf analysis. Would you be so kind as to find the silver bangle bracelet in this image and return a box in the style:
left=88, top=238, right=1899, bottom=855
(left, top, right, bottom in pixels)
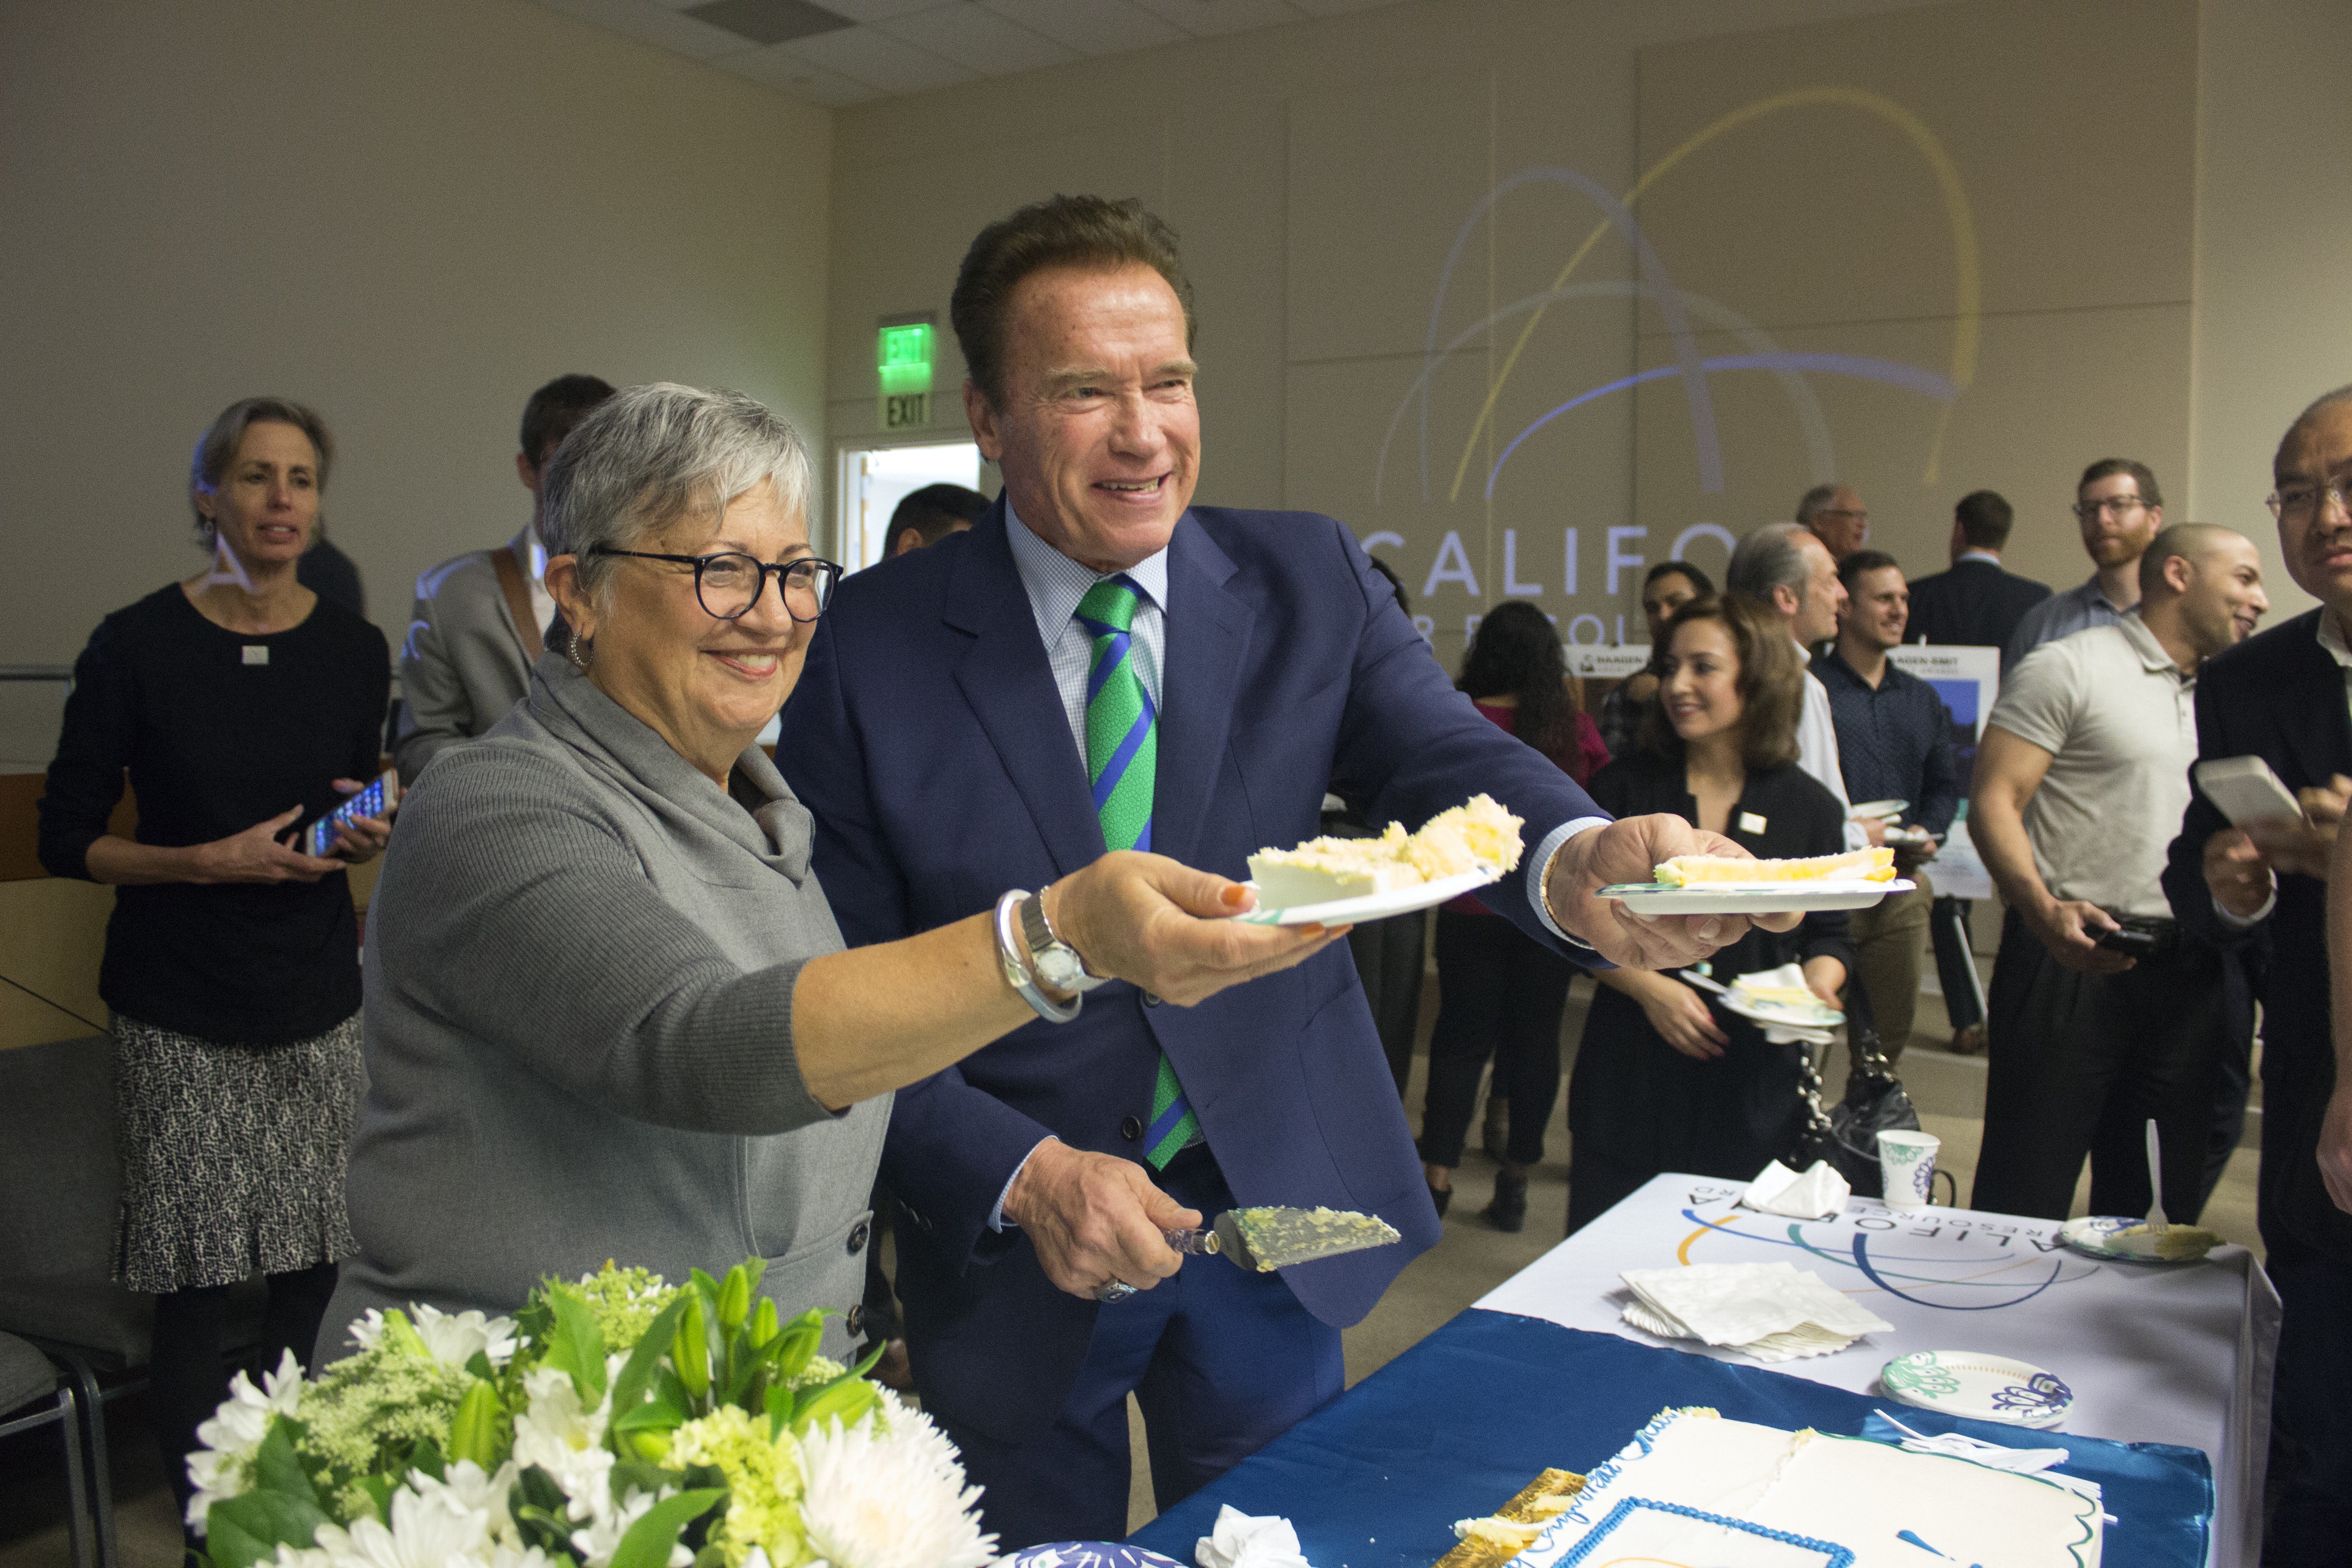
left=996, top=888, right=1080, bottom=1024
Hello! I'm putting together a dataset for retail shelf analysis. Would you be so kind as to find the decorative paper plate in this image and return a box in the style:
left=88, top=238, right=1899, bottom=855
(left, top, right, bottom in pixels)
left=1231, top=866, right=1502, bottom=926
left=1880, top=1350, right=2073, bottom=1430
left=2058, top=1214, right=2223, bottom=1264
left=1848, top=798, right=1910, bottom=821
left=1601, top=878, right=1914, bottom=916
left=1000, top=1546, right=1186, bottom=1568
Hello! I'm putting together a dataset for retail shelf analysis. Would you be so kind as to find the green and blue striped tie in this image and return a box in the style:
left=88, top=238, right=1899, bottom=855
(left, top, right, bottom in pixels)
left=1075, top=577, right=1197, bottom=1168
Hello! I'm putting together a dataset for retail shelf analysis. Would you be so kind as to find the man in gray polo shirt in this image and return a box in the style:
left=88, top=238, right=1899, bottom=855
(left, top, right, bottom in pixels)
left=1969, top=524, right=2268, bottom=1221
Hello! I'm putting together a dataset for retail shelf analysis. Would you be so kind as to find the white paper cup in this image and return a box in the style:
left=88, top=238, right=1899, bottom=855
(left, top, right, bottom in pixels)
left=1877, top=1130, right=1941, bottom=1207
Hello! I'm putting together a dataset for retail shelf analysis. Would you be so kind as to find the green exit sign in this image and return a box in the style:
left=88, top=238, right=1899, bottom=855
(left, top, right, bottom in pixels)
left=878, top=322, right=933, bottom=392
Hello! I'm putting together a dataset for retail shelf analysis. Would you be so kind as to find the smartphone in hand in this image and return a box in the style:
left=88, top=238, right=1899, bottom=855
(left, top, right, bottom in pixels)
left=302, top=769, right=399, bottom=858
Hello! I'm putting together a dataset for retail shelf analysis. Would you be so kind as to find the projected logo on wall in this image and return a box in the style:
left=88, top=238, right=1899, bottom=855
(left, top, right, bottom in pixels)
left=1368, top=88, right=1980, bottom=644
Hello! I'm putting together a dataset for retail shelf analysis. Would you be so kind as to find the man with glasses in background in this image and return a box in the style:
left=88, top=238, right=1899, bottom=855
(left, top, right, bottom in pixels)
left=2001, top=459, right=2164, bottom=674
left=2166, top=387, right=2352, bottom=1564
left=1797, top=483, right=1870, bottom=564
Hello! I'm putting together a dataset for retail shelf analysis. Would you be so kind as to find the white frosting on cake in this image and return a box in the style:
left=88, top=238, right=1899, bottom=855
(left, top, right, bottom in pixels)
left=1247, top=795, right=1524, bottom=908
left=1508, top=1408, right=2102, bottom=1568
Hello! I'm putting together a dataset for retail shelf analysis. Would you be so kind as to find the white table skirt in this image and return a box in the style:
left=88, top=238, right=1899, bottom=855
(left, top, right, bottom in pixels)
left=1475, top=1173, right=2280, bottom=1568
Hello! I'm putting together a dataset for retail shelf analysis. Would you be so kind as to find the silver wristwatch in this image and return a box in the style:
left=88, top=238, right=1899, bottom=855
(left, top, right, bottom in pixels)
left=1020, top=892, right=1107, bottom=995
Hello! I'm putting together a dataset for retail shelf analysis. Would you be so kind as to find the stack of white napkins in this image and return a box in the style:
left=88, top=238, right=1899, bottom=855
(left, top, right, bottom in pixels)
left=1741, top=1158, right=1851, bottom=1219
left=1620, top=1261, right=1892, bottom=1362
left=1195, top=1506, right=1313, bottom=1568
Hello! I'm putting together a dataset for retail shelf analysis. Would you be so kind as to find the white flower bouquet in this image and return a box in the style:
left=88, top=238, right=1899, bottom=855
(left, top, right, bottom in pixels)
left=186, top=1259, right=998, bottom=1568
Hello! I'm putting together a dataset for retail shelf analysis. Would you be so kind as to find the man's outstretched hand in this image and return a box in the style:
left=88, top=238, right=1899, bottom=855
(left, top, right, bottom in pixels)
left=1544, top=814, right=1800, bottom=970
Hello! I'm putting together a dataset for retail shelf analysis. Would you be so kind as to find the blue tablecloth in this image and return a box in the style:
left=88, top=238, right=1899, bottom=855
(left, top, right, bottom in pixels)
left=1128, top=1308, right=2212, bottom=1567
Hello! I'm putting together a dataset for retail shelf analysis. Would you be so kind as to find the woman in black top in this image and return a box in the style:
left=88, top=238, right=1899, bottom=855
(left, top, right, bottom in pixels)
left=1567, top=594, right=1852, bottom=1234
left=38, top=398, right=392, bottom=1531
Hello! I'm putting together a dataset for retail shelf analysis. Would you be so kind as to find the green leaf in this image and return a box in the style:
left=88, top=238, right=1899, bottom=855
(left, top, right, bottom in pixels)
left=203, top=1490, right=332, bottom=1568
left=608, top=1488, right=725, bottom=1568
left=750, top=1295, right=779, bottom=1349
left=466, top=1349, right=496, bottom=1382
left=356, top=1473, right=394, bottom=1520
left=790, top=1370, right=879, bottom=1436
left=763, top=1381, right=794, bottom=1440
left=608, top=1459, right=687, bottom=1500
left=510, top=1464, right=578, bottom=1553
left=404, top=1435, right=448, bottom=1483
left=449, top=1378, right=503, bottom=1469
left=544, top=1289, right=609, bottom=1404
left=249, top=1422, right=319, bottom=1506
left=608, top=1293, right=692, bottom=1434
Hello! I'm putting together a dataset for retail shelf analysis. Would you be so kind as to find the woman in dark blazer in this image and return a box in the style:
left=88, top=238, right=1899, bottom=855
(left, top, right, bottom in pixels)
left=1567, top=594, right=1853, bottom=1233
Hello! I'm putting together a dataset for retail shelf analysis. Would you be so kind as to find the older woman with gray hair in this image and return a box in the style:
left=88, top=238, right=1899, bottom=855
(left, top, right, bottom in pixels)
left=325, top=384, right=1337, bottom=1360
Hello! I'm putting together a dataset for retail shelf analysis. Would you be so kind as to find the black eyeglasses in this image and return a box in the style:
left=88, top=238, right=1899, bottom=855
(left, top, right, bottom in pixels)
left=2072, top=496, right=2147, bottom=520
left=589, top=546, right=843, bottom=622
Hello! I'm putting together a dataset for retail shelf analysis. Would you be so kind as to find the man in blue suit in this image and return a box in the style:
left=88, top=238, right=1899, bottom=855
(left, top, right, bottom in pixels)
left=779, top=195, right=1779, bottom=1547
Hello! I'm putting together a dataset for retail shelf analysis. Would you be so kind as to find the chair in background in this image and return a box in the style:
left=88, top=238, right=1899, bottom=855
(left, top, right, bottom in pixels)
left=0, top=1330, right=93, bottom=1568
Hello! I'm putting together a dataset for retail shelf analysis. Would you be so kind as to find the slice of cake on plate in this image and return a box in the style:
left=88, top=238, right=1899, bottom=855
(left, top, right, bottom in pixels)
left=1247, top=794, right=1524, bottom=907
left=1652, top=846, right=1897, bottom=887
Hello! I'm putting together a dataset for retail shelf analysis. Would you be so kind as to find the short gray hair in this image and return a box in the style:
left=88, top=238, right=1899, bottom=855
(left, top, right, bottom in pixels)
left=540, top=383, right=811, bottom=601
left=1727, top=522, right=1816, bottom=608
left=1794, top=484, right=1844, bottom=525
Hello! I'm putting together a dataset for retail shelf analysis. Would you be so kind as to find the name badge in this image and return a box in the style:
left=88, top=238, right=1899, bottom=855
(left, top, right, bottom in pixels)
left=242, top=646, right=269, bottom=666
left=1738, top=811, right=1767, bottom=834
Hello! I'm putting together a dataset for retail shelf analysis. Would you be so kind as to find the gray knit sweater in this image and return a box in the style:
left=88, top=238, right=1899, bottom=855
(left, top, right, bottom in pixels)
left=323, top=655, right=886, bottom=1361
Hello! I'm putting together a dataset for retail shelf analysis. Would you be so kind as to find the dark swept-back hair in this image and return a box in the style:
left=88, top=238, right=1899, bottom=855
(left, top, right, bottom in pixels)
left=1645, top=559, right=1714, bottom=597
left=188, top=397, right=333, bottom=548
left=1836, top=548, right=1903, bottom=596
left=1955, top=489, right=2014, bottom=549
left=891, top=482, right=990, bottom=549
left=1637, top=594, right=1803, bottom=770
left=1458, top=601, right=1575, bottom=764
left=2078, top=457, right=2162, bottom=510
left=521, top=374, right=616, bottom=465
left=952, top=195, right=1198, bottom=407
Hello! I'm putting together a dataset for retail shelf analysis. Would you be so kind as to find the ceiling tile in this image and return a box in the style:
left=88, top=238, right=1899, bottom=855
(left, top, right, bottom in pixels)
left=804, top=0, right=958, bottom=19
left=685, top=0, right=855, bottom=44
left=975, top=0, right=1185, bottom=57
left=537, top=0, right=755, bottom=59
left=784, top=24, right=976, bottom=91
left=872, top=4, right=1077, bottom=76
left=713, top=42, right=888, bottom=101
left=1127, top=0, right=1303, bottom=39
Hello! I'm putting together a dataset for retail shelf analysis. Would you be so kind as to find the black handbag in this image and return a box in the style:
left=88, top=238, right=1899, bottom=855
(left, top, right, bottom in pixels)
left=1787, top=1020, right=1921, bottom=1198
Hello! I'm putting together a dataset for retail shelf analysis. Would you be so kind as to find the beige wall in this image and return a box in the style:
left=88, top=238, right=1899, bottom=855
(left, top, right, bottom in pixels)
left=0, top=0, right=833, bottom=746
left=825, top=0, right=2347, bottom=664
left=2190, top=0, right=2352, bottom=620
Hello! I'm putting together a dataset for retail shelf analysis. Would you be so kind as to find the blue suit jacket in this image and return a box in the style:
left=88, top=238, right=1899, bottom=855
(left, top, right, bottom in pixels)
left=2161, top=608, right=2352, bottom=1259
left=777, top=502, right=1607, bottom=1439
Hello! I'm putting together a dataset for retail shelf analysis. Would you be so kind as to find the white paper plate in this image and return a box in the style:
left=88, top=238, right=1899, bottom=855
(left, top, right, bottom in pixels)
left=1880, top=1350, right=2074, bottom=1429
left=1715, top=990, right=1844, bottom=1029
left=1601, top=878, right=1913, bottom=916
left=2058, top=1214, right=2222, bottom=1264
left=1231, top=866, right=1503, bottom=926
left=1848, top=798, right=1910, bottom=821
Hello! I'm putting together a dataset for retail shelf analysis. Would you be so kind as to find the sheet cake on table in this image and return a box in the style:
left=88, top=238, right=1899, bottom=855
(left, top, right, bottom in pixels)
left=1506, top=1407, right=2101, bottom=1568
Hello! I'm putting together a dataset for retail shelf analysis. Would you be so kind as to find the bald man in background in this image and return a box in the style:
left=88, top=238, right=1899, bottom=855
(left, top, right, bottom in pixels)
left=1970, top=523, right=2268, bottom=1223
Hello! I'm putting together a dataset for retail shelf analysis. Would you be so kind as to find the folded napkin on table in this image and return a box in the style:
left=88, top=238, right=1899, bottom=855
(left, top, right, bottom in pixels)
left=1620, top=1261, right=1892, bottom=1362
left=1196, top=1505, right=1313, bottom=1568
left=1742, top=1159, right=1852, bottom=1220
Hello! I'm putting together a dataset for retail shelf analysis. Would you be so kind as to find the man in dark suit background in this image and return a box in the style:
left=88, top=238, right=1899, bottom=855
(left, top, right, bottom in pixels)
left=1906, top=490, right=2051, bottom=650
left=1903, top=489, right=2050, bottom=1052
left=2163, top=384, right=2352, bottom=1565
left=779, top=195, right=1775, bottom=1548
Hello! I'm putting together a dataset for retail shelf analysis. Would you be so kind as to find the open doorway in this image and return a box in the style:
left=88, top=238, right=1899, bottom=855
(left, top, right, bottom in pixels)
left=836, top=441, right=990, bottom=571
